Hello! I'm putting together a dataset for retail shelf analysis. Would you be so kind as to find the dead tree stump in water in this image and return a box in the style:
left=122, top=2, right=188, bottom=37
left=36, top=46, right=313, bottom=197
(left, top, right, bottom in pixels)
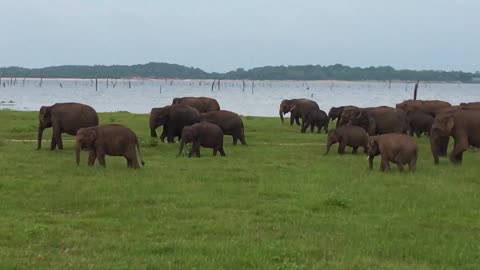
left=413, top=80, right=419, bottom=100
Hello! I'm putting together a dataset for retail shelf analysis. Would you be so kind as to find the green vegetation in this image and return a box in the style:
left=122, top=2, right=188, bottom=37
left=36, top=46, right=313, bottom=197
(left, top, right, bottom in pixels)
left=1, top=110, right=479, bottom=269
left=0, top=62, right=475, bottom=82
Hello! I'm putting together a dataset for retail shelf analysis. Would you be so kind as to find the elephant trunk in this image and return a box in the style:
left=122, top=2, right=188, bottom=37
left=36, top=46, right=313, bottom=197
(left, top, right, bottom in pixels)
left=177, top=139, right=185, bottom=157
left=279, top=108, right=284, bottom=123
left=368, top=155, right=374, bottom=170
left=149, top=114, right=158, bottom=138
left=150, top=128, right=158, bottom=138
left=76, top=141, right=81, bottom=166
left=37, top=126, right=44, bottom=150
left=324, top=141, right=332, bottom=155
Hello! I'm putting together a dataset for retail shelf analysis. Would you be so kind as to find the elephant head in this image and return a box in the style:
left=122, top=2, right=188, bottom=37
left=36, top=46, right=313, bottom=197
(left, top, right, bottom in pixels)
left=348, top=111, right=373, bottom=134
left=325, top=129, right=340, bottom=154
left=431, top=114, right=454, bottom=136
left=279, top=99, right=295, bottom=123
left=37, top=106, right=52, bottom=150
left=149, top=106, right=170, bottom=137
left=328, top=107, right=341, bottom=120
left=430, top=114, right=454, bottom=164
left=171, top=98, right=180, bottom=105
left=75, top=127, right=97, bottom=165
left=178, top=126, right=197, bottom=156
left=367, top=136, right=381, bottom=169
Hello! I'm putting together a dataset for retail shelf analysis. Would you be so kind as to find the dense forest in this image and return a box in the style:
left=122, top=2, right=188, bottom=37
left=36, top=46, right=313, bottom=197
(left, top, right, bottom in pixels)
left=0, top=62, right=477, bottom=82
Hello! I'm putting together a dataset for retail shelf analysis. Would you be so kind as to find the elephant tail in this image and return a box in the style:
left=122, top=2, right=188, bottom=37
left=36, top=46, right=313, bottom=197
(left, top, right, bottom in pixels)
left=136, top=138, right=145, bottom=166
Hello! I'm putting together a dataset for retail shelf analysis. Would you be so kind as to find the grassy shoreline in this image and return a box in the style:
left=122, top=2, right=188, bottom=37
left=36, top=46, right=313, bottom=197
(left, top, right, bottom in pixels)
left=0, top=110, right=479, bottom=269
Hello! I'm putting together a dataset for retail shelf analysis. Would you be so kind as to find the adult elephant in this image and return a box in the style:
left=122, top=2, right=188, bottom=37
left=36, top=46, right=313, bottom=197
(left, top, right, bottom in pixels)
left=430, top=105, right=480, bottom=164
left=172, top=97, right=220, bottom=113
left=460, top=102, right=480, bottom=110
left=37, top=102, right=99, bottom=150
left=200, top=110, right=247, bottom=145
left=347, top=106, right=408, bottom=136
left=396, top=99, right=451, bottom=116
left=150, top=104, right=200, bottom=143
left=279, top=99, right=320, bottom=129
left=328, top=105, right=358, bottom=128
left=430, top=110, right=480, bottom=165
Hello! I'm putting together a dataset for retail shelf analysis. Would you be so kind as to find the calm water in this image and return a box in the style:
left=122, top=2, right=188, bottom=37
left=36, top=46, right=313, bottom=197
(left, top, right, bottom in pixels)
left=0, top=78, right=479, bottom=116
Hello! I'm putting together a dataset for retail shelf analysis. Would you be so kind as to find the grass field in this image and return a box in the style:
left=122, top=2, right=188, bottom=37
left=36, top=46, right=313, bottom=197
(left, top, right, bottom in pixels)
left=0, top=110, right=479, bottom=269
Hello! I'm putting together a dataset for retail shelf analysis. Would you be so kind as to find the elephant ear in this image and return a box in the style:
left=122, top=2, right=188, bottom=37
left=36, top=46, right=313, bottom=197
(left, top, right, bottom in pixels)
left=87, top=128, right=97, bottom=143
left=446, top=116, right=455, bottom=134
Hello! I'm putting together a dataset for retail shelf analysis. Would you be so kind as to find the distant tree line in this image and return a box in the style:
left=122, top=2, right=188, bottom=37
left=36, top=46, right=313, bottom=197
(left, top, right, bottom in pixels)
left=0, top=62, right=475, bottom=82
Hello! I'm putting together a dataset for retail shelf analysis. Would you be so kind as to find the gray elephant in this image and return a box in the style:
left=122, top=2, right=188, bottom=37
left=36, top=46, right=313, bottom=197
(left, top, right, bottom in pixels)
left=200, top=110, right=246, bottom=145
left=279, top=99, right=320, bottom=129
left=302, top=109, right=329, bottom=133
left=38, top=102, right=99, bottom=150
left=150, top=104, right=201, bottom=143
left=325, top=126, right=369, bottom=155
left=172, top=97, right=220, bottom=113
left=347, top=106, right=408, bottom=135
left=76, top=124, right=144, bottom=169
left=368, top=133, right=418, bottom=172
left=178, top=122, right=225, bottom=158
left=407, top=111, right=433, bottom=137
left=328, top=105, right=358, bottom=127
left=431, top=110, right=480, bottom=165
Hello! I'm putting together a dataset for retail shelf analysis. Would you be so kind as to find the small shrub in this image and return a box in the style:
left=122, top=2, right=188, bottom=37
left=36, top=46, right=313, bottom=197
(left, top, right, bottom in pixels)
left=149, top=138, right=158, bottom=147
left=109, top=117, right=116, bottom=123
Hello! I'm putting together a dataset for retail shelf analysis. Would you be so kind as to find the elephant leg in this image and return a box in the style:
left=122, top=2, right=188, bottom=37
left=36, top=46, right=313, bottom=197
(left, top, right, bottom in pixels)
left=310, top=123, right=314, bottom=133
left=213, top=148, right=218, bottom=156
left=338, top=141, right=346, bottom=154
left=87, top=151, right=97, bottom=166
left=233, top=135, right=238, bottom=145
left=380, top=155, right=390, bottom=172
left=295, top=117, right=301, bottom=126
left=289, top=116, right=295, bottom=126
left=352, top=146, right=358, bottom=154
left=409, top=159, right=416, bottom=172
left=438, top=136, right=449, bottom=156
left=396, top=162, right=404, bottom=172
left=190, top=142, right=200, bottom=158
left=301, top=120, right=309, bottom=133
left=167, top=126, right=176, bottom=143
left=52, top=126, right=63, bottom=150
left=449, top=138, right=468, bottom=165
left=50, top=133, right=57, bottom=150
left=219, top=147, right=226, bottom=156
left=97, top=151, right=106, bottom=167
left=239, top=135, right=247, bottom=145
left=126, top=158, right=133, bottom=168
left=160, top=127, right=167, bottom=142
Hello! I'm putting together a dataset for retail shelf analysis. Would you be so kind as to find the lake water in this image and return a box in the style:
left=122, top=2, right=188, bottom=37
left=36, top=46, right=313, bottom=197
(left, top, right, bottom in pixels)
left=0, top=78, right=479, bottom=116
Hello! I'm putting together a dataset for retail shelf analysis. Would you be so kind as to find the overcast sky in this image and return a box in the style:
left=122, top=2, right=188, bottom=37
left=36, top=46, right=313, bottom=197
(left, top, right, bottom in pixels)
left=1, top=0, right=479, bottom=72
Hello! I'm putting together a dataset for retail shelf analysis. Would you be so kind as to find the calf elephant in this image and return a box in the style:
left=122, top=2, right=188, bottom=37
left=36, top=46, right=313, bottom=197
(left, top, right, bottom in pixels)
left=407, top=111, right=434, bottom=137
left=172, top=97, right=220, bottom=113
left=178, top=122, right=226, bottom=157
left=347, top=107, right=408, bottom=135
left=430, top=110, right=480, bottom=165
left=38, top=102, right=99, bottom=150
left=328, top=105, right=358, bottom=128
left=200, top=110, right=246, bottom=145
left=75, top=124, right=144, bottom=169
left=302, top=109, right=329, bottom=133
left=368, top=133, right=418, bottom=172
left=279, top=99, right=320, bottom=128
left=325, top=126, right=369, bottom=155
left=150, top=104, right=201, bottom=143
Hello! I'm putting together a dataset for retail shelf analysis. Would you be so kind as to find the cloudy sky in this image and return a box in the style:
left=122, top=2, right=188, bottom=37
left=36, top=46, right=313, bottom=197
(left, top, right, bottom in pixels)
left=1, top=0, right=478, bottom=72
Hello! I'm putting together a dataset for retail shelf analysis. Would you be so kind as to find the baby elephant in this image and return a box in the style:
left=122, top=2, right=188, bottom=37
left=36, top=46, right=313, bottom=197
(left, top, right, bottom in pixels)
left=368, top=133, right=417, bottom=172
left=76, top=124, right=145, bottom=169
left=325, top=126, right=369, bottom=154
left=302, top=109, right=329, bottom=133
left=178, top=122, right=226, bottom=158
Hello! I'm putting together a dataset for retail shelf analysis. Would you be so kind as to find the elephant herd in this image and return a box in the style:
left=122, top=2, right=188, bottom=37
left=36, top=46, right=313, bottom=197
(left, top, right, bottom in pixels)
left=280, top=98, right=480, bottom=172
left=36, top=97, right=480, bottom=171
left=37, top=97, right=246, bottom=169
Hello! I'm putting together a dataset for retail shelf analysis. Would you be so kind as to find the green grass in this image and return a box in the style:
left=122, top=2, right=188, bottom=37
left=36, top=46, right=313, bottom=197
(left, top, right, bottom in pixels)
left=0, top=110, right=479, bottom=269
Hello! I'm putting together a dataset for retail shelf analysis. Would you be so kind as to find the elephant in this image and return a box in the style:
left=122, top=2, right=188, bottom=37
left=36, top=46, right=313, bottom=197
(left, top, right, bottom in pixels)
left=200, top=110, right=247, bottom=145
left=279, top=99, right=320, bottom=129
left=37, top=102, right=99, bottom=150
left=407, top=111, right=434, bottom=137
left=328, top=105, right=358, bottom=128
left=430, top=110, right=480, bottom=165
left=347, top=107, right=408, bottom=135
left=368, top=133, right=418, bottom=172
left=395, top=99, right=451, bottom=117
left=178, top=122, right=226, bottom=158
left=150, top=104, right=201, bottom=143
left=172, top=97, right=220, bottom=113
left=75, top=124, right=145, bottom=169
left=460, top=102, right=480, bottom=110
left=302, top=109, right=329, bottom=133
left=325, top=125, right=369, bottom=155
